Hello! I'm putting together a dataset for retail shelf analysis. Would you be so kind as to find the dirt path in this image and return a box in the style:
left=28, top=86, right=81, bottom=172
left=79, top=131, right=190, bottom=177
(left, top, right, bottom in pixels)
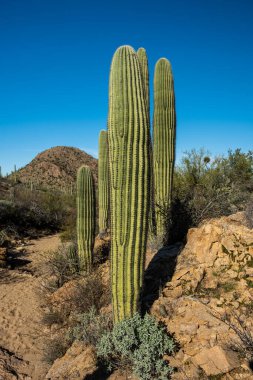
left=0, top=235, right=60, bottom=380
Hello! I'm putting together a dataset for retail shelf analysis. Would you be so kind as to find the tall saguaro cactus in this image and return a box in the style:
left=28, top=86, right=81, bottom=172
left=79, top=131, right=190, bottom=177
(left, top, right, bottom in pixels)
left=76, top=165, right=96, bottom=272
left=153, top=58, right=176, bottom=237
left=108, top=45, right=150, bottom=323
left=98, top=130, right=109, bottom=233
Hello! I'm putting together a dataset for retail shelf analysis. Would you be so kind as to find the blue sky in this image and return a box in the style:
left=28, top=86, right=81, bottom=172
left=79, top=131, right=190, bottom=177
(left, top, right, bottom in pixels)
left=0, top=0, right=253, bottom=174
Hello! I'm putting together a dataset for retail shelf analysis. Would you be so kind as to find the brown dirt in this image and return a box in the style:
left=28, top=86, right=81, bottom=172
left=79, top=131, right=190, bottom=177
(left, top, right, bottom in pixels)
left=0, top=234, right=60, bottom=380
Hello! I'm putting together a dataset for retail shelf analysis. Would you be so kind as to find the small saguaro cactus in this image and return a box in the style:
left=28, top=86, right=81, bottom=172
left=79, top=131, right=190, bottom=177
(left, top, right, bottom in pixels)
left=108, top=45, right=150, bottom=323
left=76, top=165, right=96, bottom=272
left=98, top=130, right=110, bottom=234
left=153, top=58, right=176, bottom=238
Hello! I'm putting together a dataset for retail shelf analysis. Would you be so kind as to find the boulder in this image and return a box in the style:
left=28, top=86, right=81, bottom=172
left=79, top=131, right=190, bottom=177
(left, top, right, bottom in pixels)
left=46, top=342, right=97, bottom=379
left=192, top=346, right=240, bottom=376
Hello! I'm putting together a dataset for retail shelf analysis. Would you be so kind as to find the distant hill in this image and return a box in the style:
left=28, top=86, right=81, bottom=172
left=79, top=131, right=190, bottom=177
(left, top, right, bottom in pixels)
left=16, top=146, right=98, bottom=190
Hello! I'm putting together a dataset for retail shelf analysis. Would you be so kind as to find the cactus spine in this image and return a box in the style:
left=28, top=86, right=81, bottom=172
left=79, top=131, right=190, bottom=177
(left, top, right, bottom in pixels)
left=76, top=165, right=96, bottom=272
left=108, top=45, right=150, bottom=323
left=153, top=58, right=176, bottom=237
left=98, top=130, right=109, bottom=233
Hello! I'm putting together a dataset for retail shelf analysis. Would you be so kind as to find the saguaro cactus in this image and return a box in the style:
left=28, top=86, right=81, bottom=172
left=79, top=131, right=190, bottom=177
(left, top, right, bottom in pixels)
left=153, top=58, right=176, bottom=237
left=137, top=48, right=150, bottom=117
left=108, top=45, right=150, bottom=323
left=76, top=165, right=96, bottom=272
left=98, top=130, right=109, bottom=233
left=137, top=47, right=156, bottom=235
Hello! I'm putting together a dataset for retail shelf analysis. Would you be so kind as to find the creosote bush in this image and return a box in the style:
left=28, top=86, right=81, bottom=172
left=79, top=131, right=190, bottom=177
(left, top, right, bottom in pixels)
left=97, top=313, right=175, bottom=380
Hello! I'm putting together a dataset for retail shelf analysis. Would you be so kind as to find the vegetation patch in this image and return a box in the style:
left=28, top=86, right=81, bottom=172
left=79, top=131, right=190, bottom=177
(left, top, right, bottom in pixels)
left=97, top=313, right=175, bottom=380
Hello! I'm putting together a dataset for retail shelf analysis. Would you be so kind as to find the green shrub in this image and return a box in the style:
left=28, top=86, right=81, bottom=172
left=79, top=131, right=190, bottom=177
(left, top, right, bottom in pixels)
left=67, top=306, right=112, bottom=346
left=97, top=313, right=175, bottom=380
left=166, top=149, right=253, bottom=243
left=0, top=183, right=76, bottom=236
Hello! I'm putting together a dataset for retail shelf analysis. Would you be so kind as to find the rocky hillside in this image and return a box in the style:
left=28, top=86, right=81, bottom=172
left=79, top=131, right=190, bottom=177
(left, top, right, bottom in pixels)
left=151, top=212, right=253, bottom=379
left=45, top=213, right=253, bottom=379
left=16, top=146, right=98, bottom=189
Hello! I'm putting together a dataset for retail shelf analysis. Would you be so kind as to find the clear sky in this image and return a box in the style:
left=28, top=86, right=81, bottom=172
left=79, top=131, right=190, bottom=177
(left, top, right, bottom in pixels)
left=1, top=0, right=253, bottom=175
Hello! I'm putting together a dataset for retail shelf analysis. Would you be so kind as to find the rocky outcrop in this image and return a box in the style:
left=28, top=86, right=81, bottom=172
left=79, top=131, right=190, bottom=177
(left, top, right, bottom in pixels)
left=0, top=346, right=32, bottom=380
left=45, top=342, right=97, bottom=379
left=45, top=213, right=253, bottom=379
left=152, top=212, right=253, bottom=379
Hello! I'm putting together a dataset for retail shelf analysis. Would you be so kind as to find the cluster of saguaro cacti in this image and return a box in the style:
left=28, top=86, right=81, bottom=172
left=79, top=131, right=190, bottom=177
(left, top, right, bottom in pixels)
left=98, top=130, right=109, bottom=233
left=75, top=45, right=176, bottom=323
left=108, top=45, right=150, bottom=323
left=153, top=58, right=176, bottom=237
left=76, top=165, right=96, bottom=272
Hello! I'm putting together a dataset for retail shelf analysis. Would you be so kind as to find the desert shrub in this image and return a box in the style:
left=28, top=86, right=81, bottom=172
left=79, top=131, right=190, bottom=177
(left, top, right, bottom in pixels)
left=164, top=149, right=253, bottom=243
left=0, top=183, right=75, bottom=236
left=93, top=239, right=111, bottom=266
left=0, top=227, right=15, bottom=247
left=97, top=313, right=175, bottom=380
left=219, top=311, right=253, bottom=368
left=43, top=334, right=70, bottom=364
left=44, top=243, right=79, bottom=290
left=70, top=271, right=110, bottom=313
left=42, top=262, right=109, bottom=324
left=68, top=306, right=113, bottom=346
left=60, top=205, right=76, bottom=242
left=41, top=308, right=64, bottom=326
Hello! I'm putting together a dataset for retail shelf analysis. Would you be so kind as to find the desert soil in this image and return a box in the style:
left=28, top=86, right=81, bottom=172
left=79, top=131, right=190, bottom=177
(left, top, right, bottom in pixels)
left=0, top=234, right=60, bottom=380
